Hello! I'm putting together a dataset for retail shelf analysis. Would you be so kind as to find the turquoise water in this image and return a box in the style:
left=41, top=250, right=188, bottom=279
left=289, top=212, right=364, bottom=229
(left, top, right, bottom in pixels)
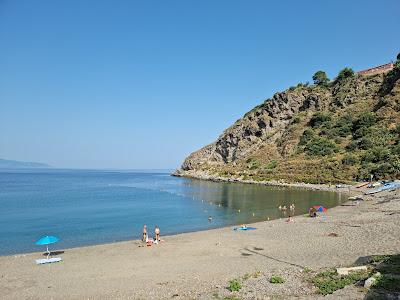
left=0, top=169, right=346, bottom=255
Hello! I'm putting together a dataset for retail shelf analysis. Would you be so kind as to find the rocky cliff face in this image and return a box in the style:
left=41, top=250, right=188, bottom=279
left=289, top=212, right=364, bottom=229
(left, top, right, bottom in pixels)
left=175, top=67, right=400, bottom=183
left=181, top=88, right=330, bottom=168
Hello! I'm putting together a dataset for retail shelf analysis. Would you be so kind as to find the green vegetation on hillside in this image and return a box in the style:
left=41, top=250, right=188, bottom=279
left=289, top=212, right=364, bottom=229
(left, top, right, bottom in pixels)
left=312, top=71, right=329, bottom=86
left=336, top=67, right=355, bottom=82
left=181, top=53, right=400, bottom=183
left=298, top=109, right=399, bottom=180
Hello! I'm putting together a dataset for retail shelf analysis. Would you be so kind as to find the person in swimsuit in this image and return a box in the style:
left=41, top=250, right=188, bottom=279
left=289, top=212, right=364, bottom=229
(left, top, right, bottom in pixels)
left=155, top=225, right=160, bottom=242
left=142, top=225, right=147, bottom=242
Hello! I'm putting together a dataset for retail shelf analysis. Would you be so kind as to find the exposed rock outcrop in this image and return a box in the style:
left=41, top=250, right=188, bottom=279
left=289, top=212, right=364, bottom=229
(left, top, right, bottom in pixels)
left=181, top=88, right=331, bottom=170
left=175, top=66, right=400, bottom=183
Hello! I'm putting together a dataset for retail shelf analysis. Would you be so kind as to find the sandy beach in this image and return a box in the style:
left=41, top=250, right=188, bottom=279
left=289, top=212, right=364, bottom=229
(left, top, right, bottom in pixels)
left=1, top=186, right=399, bottom=300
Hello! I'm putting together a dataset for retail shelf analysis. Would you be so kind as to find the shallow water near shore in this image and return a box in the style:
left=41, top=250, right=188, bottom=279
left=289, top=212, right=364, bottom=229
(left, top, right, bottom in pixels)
left=0, top=169, right=346, bottom=255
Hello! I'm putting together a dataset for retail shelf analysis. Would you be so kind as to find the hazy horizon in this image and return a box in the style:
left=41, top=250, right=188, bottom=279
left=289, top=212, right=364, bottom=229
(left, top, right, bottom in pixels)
left=0, top=158, right=174, bottom=171
left=1, top=0, right=399, bottom=169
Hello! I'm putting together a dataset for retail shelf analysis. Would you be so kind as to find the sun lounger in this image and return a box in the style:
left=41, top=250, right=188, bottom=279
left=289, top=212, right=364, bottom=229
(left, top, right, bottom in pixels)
left=35, top=257, right=62, bottom=265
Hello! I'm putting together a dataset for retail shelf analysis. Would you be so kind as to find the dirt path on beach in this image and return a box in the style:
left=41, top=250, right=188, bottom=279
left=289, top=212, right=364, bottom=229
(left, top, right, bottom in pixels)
left=1, top=187, right=399, bottom=299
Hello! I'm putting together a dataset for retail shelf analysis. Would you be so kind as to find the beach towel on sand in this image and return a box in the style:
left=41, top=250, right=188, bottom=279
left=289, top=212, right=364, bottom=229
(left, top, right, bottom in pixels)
left=146, top=239, right=165, bottom=246
left=234, top=227, right=257, bottom=231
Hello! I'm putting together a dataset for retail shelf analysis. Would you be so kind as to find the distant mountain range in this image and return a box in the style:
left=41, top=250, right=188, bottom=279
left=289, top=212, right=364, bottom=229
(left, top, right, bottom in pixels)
left=0, top=159, right=51, bottom=169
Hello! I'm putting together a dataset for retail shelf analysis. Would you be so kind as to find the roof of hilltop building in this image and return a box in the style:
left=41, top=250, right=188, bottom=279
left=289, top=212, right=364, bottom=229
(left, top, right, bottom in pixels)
left=357, top=62, right=394, bottom=76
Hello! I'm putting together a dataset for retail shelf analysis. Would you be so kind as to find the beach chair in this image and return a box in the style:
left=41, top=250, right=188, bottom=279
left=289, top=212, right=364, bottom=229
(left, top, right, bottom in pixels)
left=35, top=257, right=62, bottom=265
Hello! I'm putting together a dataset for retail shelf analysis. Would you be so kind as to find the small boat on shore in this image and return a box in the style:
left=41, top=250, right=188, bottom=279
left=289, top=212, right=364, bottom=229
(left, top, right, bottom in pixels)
left=356, top=182, right=369, bottom=188
left=364, top=181, right=400, bottom=195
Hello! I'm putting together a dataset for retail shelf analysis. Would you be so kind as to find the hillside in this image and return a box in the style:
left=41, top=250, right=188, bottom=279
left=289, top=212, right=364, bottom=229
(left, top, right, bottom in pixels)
left=0, top=159, right=51, bottom=169
left=174, top=56, right=400, bottom=184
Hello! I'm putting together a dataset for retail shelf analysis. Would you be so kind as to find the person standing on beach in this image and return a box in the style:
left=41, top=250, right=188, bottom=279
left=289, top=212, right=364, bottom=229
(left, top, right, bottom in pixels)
left=142, top=225, right=147, bottom=242
left=155, top=225, right=160, bottom=242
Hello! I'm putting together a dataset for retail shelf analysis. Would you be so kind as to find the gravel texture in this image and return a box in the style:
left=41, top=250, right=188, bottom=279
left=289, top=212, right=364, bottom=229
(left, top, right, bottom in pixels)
left=0, top=187, right=399, bottom=299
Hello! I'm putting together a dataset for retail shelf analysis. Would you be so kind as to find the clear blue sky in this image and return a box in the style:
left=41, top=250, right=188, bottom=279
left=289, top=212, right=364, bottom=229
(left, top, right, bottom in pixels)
left=0, top=0, right=399, bottom=169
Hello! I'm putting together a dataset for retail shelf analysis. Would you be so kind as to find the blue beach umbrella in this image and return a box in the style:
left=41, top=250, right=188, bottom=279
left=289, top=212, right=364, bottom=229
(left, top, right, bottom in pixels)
left=36, top=236, right=59, bottom=257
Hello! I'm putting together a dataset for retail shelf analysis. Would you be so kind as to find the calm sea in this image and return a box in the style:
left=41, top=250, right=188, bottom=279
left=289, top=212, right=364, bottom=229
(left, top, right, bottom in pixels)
left=0, top=169, right=346, bottom=255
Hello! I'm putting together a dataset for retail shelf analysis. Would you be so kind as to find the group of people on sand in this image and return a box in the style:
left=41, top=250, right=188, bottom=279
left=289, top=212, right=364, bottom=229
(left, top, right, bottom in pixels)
left=142, top=225, right=161, bottom=244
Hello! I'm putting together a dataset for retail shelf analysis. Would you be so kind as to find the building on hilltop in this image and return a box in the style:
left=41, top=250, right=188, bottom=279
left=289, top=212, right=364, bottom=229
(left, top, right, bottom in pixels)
left=357, top=62, right=394, bottom=76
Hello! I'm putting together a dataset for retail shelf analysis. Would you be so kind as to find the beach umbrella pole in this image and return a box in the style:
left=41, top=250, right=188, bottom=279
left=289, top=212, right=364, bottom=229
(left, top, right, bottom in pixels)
left=36, top=236, right=59, bottom=259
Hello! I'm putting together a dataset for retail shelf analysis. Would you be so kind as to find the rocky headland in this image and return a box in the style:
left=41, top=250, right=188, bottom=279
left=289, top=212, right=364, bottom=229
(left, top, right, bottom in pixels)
left=174, top=57, right=400, bottom=184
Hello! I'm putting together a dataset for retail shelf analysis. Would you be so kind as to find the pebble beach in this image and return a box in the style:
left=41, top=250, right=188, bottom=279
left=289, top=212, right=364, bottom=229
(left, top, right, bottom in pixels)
left=1, top=186, right=399, bottom=299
